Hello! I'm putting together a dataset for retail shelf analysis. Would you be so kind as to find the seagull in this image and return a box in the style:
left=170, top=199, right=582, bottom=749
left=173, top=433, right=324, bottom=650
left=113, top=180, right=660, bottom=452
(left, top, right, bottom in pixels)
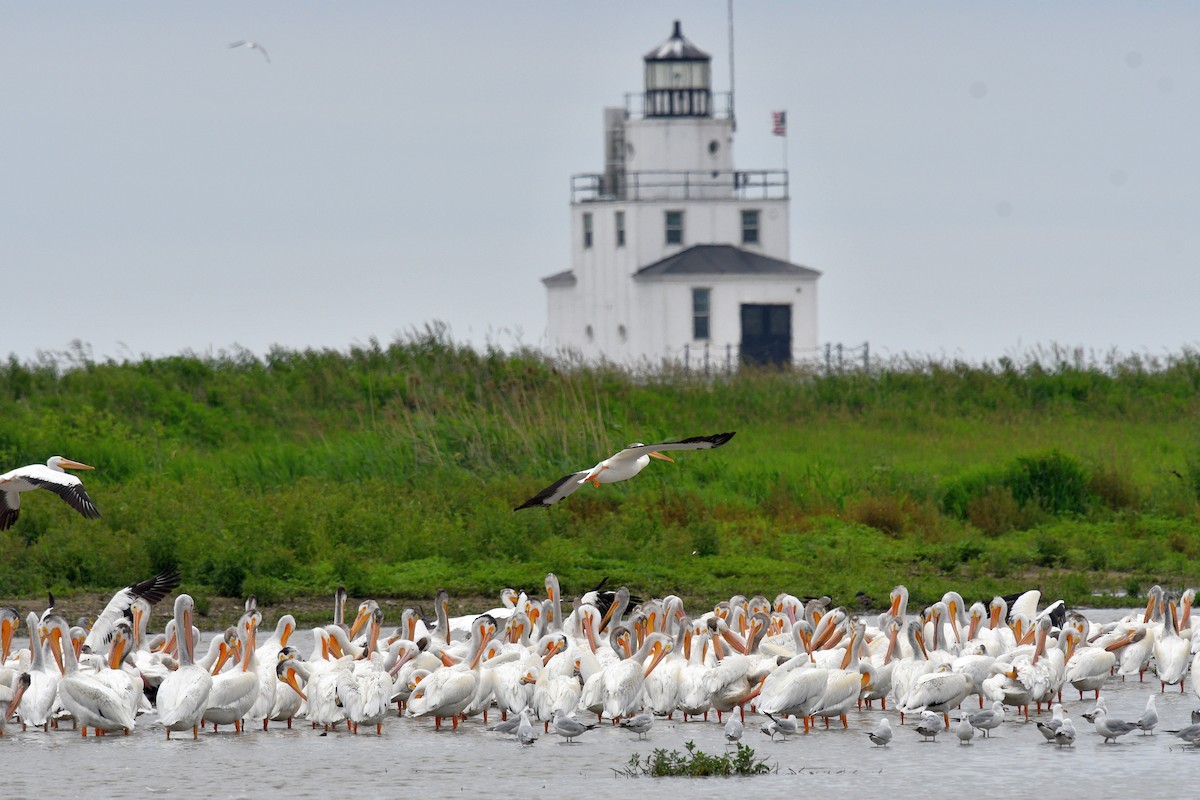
left=0, top=456, right=101, bottom=530
left=1136, top=695, right=1158, bottom=735
left=724, top=715, right=744, bottom=745
left=1168, top=723, right=1200, bottom=746
left=1092, top=708, right=1139, bottom=743
left=1035, top=703, right=1066, bottom=743
left=914, top=710, right=944, bottom=742
left=229, top=40, right=270, bottom=63
left=514, top=432, right=736, bottom=509
left=761, top=713, right=798, bottom=741
left=968, top=700, right=1005, bottom=738
left=1054, top=717, right=1077, bottom=748
left=865, top=717, right=892, bottom=746
left=550, top=709, right=596, bottom=743
left=516, top=710, right=538, bottom=745
left=954, top=715, right=975, bottom=745
left=619, top=712, right=653, bottom=739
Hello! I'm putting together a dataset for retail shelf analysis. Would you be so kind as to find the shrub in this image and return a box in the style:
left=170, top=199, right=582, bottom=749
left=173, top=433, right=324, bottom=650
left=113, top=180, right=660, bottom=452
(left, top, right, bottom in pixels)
left=1006, top=451, right=1093, bottom=515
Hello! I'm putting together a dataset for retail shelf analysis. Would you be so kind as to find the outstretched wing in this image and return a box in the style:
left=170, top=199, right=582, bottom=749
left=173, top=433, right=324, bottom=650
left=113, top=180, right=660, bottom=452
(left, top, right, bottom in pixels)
left=84, top=568, right=183, bottom=651
left=620, top=431, right=736, bottom=457
left=24, top=474, right=102, bottom=520
left=514, top=470, right=590, bottom=510
left=0, top=489, right=18, bottom=530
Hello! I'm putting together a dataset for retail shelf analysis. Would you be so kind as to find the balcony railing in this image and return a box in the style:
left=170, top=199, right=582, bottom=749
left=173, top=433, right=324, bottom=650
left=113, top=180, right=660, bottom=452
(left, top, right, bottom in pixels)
left=623, top=91, right=734, bottom=120
left=571, top=169, right=788, bottom=204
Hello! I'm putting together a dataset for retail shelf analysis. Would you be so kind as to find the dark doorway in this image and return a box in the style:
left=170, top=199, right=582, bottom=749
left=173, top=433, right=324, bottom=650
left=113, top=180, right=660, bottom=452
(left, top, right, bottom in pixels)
left=740, top=304, right=792, bottom=366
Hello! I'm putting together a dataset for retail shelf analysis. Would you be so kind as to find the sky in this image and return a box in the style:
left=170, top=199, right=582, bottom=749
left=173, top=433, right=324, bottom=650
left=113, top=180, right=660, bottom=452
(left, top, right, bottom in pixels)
left=4, top=2, right=1199, bottom=366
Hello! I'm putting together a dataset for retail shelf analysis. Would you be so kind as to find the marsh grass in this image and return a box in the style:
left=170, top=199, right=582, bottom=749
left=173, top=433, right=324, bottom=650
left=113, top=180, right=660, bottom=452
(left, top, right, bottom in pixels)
left=3, top=335, right=1200, bottom=608
left=616, top=742, right=774, bottom=777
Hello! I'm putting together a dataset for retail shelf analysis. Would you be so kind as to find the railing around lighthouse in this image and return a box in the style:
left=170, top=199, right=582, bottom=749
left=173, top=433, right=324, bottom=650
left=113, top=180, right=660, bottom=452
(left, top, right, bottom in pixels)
left=571, top=169, right=788, bottom=203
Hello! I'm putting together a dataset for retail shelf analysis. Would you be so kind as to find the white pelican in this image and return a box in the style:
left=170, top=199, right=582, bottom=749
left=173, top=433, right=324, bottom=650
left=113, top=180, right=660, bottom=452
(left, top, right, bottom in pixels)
left=17, top=611, right=59, bottom=731
left=1062, top=628, right=1115, bottom=700
left=0, top=456, right=101, bottom=530
left=514, top=432, right=736, bottom=509
left=1152, top=597, right=1190, bottom=692
left=156, top=594, right=213, bottom=739
left=204, top=610, right=261, bottom=732
left=600, top=631, right=672, bottom=721
left=899, top=664, right=973, bottom=729
left=229, top=40, right=270, bottom=63
left=84, top=567, right=181, bottom=653
left=1, top=606, right=18, bottom=666
left=44, top=614, right=136, bottom=735
left=246, top=613, right=296, bottom=729
left=1, top=673, right=31, bottom=735
left=406, top=615, right=497, bottom=730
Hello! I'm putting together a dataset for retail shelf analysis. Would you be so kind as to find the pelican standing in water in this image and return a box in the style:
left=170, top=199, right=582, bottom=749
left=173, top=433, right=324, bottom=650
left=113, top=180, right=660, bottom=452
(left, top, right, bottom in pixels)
left=0, top=456, right=101, bottom=530
left=156, top=594, right=213, bottom=739
left=514, top=432, right=735, bottom=509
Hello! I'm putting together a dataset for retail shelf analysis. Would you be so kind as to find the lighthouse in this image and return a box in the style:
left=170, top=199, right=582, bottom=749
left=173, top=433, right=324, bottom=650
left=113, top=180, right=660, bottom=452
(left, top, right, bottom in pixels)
left=543, top=21, right=820, bottom=368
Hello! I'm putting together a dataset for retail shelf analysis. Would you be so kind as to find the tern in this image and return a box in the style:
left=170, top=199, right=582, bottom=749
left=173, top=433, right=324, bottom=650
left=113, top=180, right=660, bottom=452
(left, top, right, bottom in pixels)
left=229, top=40, right=271, bottom=63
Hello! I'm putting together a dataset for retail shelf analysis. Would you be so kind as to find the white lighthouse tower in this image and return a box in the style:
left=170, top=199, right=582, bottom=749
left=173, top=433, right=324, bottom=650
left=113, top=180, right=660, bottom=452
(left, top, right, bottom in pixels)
left=542, top=21, right=820, bottom=369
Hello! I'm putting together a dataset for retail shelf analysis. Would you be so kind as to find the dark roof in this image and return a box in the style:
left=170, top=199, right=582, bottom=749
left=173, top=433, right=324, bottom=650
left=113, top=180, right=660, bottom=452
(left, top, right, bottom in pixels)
left=644, top=20, right=710, bottom=62
left=541, top=270, right=576, bottom=288
left=633, top=244, right=821, bottom=280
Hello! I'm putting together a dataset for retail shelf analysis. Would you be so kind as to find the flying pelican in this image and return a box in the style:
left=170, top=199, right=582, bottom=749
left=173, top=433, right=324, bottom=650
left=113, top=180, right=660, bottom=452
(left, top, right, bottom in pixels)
left=229, top=40, right=270, bottom=63
left=514, top=432, right=736, bottom=509
left=0, top=456, right=101, bottom=530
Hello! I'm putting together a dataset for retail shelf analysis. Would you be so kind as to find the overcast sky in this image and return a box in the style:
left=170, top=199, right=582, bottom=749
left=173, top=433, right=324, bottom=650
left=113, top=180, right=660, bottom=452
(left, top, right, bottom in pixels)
left=4, top=2, right=1198, bottom=366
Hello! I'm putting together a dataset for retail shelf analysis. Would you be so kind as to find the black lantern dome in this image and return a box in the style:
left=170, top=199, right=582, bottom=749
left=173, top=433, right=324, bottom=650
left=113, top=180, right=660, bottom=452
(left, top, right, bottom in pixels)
left=643, top=21, right=711, bottom=118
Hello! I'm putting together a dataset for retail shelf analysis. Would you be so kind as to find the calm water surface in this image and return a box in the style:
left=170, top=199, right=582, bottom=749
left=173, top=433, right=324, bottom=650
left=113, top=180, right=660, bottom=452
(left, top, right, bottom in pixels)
left=5, top=611, right=1199, bottom=800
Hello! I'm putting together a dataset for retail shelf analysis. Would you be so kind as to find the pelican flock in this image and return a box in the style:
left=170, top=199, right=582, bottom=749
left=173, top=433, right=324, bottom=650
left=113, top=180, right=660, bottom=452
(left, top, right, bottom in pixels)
left=3, top=575, right=1200, bottom=755
left=2, top=448, right=1200, bottom=755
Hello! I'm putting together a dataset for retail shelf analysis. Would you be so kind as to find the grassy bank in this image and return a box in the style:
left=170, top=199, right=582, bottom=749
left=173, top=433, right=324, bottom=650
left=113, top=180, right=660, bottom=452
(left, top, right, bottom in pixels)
left=3, top=332, right=1200, bottom=614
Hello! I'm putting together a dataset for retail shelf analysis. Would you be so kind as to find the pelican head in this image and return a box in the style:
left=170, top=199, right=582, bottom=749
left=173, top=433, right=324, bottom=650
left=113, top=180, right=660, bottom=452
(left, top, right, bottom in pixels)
left=47, top=455, right=95, bottom=472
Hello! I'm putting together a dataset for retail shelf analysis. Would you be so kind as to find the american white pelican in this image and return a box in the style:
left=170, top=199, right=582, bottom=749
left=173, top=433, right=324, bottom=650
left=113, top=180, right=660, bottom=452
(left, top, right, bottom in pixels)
left=156, top=594, right=213, bottom=739
left=229, top=40, right=270, bottom=63
left=246, top=613, right=296, bottom=729
left=1, top=607, right=18, bottom=665
left=1062, top=628, right=1114, bottom=700
left=84, top=568, right=182, bottom=655
left=406, top=615, right=497, bottom=730
left=600, top=631, right=672, bottom=721
left=1, top=672, right=31, bottom=735
left=17, top=611, right=59, bottom=731
left=204, top=610, right=261, bottom=732
left=0, top=456, right=101, bottom=530
left=899, top=664, right=973, bottom=728
left=44, top=614, right=136, bottom=735
left=514, top=432, right=736, bottom=509
left=1152, top=596, right=1190, bottom=692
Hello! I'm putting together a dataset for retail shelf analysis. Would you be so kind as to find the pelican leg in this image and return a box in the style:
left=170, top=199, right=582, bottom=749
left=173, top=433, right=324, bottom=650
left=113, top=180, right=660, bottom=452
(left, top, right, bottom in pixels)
left=842, top=715, right=849, bottom=729
left=376, top=723, right=382, bottom=735
left=192, top=725, right=199, bottom=740
left=451, top=715, right=459, bottom=731
left=81, top=726, right=87, bottom=737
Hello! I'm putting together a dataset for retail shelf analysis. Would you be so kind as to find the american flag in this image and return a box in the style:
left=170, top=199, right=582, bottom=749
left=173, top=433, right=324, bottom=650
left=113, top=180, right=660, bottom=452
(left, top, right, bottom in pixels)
left=772, top=110, right=787, bottom=137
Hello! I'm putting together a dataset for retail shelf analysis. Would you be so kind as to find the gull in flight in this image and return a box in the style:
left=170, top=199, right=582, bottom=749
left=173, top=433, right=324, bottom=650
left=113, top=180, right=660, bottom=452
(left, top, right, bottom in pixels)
left=229, top=40, right=271, bottom=64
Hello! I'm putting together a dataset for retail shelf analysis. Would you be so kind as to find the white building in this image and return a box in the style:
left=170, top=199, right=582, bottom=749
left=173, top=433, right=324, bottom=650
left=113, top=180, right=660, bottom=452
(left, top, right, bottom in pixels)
left=542, top=21, right=820, bottom=369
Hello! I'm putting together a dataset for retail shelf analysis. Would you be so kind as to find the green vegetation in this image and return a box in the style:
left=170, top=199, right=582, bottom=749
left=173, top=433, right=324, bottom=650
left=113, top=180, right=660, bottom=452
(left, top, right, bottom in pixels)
left=3, top=331, right=1200, bottom=614
left=617, top=742, right=774, bottom=777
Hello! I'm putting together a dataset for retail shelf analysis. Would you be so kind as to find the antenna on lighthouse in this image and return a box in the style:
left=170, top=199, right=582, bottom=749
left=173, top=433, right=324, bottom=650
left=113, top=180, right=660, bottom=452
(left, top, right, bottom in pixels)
left=728, top=0, right=737, bottom=131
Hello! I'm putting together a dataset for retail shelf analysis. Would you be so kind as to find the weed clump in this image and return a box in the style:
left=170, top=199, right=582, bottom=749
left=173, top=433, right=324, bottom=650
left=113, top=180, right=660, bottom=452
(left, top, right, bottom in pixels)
left=616, top=742, right=773, bottom=777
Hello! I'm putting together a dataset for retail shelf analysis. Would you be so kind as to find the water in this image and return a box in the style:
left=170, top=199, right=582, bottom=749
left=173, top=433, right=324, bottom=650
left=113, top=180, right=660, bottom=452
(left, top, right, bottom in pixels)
left=4, top=613, right=1199, bottom=800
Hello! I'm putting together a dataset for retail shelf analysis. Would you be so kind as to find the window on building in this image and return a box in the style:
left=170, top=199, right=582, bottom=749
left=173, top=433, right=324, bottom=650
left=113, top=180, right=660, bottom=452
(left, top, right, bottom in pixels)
left=582, top=213, right=593, bottom=249
left=615, top=211, right=626, bottom=247
left=665, top=210, right=684, bottom=245
left=692, top=288, right=710, bottom=340
left=741, top=209, right=761, bottom=245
